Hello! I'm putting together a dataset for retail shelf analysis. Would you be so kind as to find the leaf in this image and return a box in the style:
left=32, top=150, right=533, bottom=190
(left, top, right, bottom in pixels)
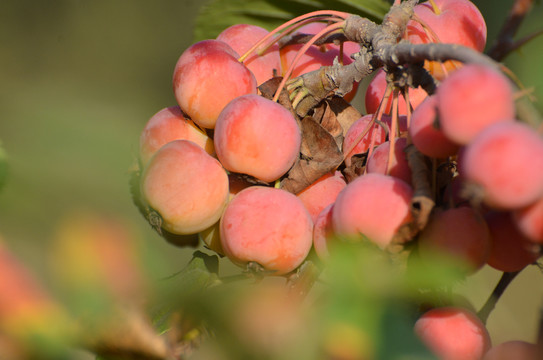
left=194, top=0, right=391, bottom=42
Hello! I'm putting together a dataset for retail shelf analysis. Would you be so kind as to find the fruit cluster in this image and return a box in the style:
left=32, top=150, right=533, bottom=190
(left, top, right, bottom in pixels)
left=131, top=0, right=543, bottom=358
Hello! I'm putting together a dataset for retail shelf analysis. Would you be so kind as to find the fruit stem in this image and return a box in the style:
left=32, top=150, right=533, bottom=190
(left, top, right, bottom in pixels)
left=477, top=270, right=522, bottom=324
left=272, top=21, right=345, bottom=103
left=237, top=10, right=349, bottom=63
left=428, top=0, right=441, bottom=15
left=386, top=90, right=400, bottom=176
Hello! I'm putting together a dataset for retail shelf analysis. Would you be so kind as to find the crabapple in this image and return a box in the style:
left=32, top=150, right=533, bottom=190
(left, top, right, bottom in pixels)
left=436, top=64, right=515, bottom=145
left=139, top=106, right=214, bottom=166
left=217, top=24, right=281, bottom=85
left=141, top=140, right=229, bottom=235
left=312, top=204, right=335, bottom=261
left=342, top=114, right=407, bottom=165
left=483, top=341, right=541, bottom=360
left=406, top=0, right=487, bottom=80
left=214, top=94, right=301, bottom=182
left=461, top=122, right=543, bottom=209
left=408, top=95, right=459, bottom=158
left=513, top=196, right=543, bottom=244
left=366, top=137, right=412, bottom=186
left=417, top=207, right=491, bottom=273
left=220, top=186, right=313, bottom=275
left=172, top=39, right=257, bottom=129
left=297, top=171, right=346, bottom=222
left=332, top=173, right=413, bottom=248
left=414, top=306, right=491, bottom=360
left=484, top=211, right=540, bottom=272
left=364, top=69, right=428, bottom=115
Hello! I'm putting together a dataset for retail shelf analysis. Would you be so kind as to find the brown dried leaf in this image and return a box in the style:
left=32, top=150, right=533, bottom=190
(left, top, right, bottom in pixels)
left=280, top=117, right=343, bottom=194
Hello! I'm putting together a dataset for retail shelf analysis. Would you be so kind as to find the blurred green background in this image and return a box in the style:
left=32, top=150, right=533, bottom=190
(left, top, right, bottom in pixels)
left=0, top=0, right=542, bottom=357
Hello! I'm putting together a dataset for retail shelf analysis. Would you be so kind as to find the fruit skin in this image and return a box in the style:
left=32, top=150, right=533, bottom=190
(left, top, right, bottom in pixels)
left=332, top=173, right=414, bottom=248
left=484, top=211, right=541, bottom=272
left=214, top=94, right=301, bottom=183
left=312, top=204, right=335, bottom=261
left=139, top=106, right=214, bottom=166
left=141, top=140, right=229, bottom=235
left=482, top=340, right=541, bottom=360
left=417, top=207, right=491, bottom=274
left=461, top=122, right=543, bottom=209
left=217, top=24, right=281, bottom=86
left=406, top=0, right=487, bottom=80
left=414, top=306, right=491, bottom=360
left=297, top=171, right=346, bottom=222
left=220, top=186, right=313, bottom=275
left=366, top=137, right=412, bottom=186
left=436, top=64, right=515, bottom=145
left=364, top=69, right=428, bottom=115
left=513, top=196, right=543, bottom=244
left=172, top=39, right=257, bottom=129
left=408, top=95, right=459, bottom=159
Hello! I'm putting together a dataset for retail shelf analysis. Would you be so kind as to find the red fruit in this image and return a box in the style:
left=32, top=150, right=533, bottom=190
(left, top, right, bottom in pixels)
left=139, top=106, right=214, bottom=166
left=332, top=173, right=413, bottom=248
left=366, top=137, right=412, bottom=186
left=173, top=39, right=257, bottom=129
left=513, top=196, right=543, bottom=244
left=312, top=204, right=335, bottom=261
left=414, top=306, right=491, bottom=360
left=217, top=24, right=282, bottom=85
left=436, top=64, right=515, bottom=145
left=483, top=340, right=541, bottom=360
left=408, top=95, right=459, bottom=158
left=461, top=122, right=543, bottom=209
left=484, top=211, right=541, bottom=272
left=214, top=94, right=301, bottom=182
left=297, top=171, right=346, bottom=222
left=220, top=186, right=313, bottom=275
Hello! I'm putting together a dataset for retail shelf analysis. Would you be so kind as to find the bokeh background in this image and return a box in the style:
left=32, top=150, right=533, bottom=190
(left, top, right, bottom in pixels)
left=1, top=0, right=542, bottom=358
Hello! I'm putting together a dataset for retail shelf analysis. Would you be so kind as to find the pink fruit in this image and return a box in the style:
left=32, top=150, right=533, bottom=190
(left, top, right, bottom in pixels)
left=312, top=204, right=335, bottom=261
left=172, top=39, right=257, bottom=129
left=366, top=137, right=412, bottom=186
left=408, top=95, right=459, bottom=158
left=483, top=340, right=541, bottom=360
left=220, top=186, right=313, bottom=275
left=436, top=64, right=515, bottom=145
left=417, top=207, right=491, bottom=273
left=214, top=94, right=301, bottom=182
left=414, top=306, right=491, bottom=360
left=484, top=211, right=540, bottom=272
left=461, top=122, right=543, bottom=209
left=217, top=24, right=282, bottom=85
left=139, top=106, right=214, bottom=166
left=513, top=196, right=543, bottom=244
left=364, top=69, right=428, bottom=115
left=297, top=171, right=346, bottom=222
left=141, top=140, right=229, bottom=235
left=332, top=173, right=414, bottom=247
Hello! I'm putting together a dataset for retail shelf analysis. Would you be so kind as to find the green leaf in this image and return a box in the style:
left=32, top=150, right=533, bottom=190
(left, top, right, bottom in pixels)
left=194, top=0, right=391, bottom=42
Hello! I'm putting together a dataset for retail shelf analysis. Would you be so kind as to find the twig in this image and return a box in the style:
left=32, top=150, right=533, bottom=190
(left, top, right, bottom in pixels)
left=477, top=270, right=522, bottom=325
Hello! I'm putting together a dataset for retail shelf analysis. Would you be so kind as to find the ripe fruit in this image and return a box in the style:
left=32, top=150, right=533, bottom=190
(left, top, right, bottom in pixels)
left=312, top=204, right=335, bottom=261
left=297, top=171, right=346, bottom=222
left=139, top=106, right=214, bottom=166
left=436, top=64, right=515, bottom=145
left=414, top=306, right=491, bottom=360
left=513, top=196, right=543, bottom=244
left=172, top=39, right=257, bottom=129
left=461, top=122, right=543, bottom=209
left=220, top=186, right=313, bottom=275
left=406, top=0, right=487, bottom=79
left=417, top=207, right=490, bottom=273
left=217, top=24, right=282, bottom=85
left=364, top=69, right=428, bottom=115
left=214, top=94, right=301, bottom=182
left=332, top=173, right=413, bottom=248
left=408, top=95, right=459, bottom=158
left=366, top=137, right=412, bottom=186
left=483, top=341, right=541, bottom=360
left=141, top=140, right=229, bottom=235
left=484, top=211, right=540, bottom=272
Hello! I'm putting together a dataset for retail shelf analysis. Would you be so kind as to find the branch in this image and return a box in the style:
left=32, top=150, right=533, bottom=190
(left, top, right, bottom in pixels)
left=477, top=270, right=522, bottom=325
